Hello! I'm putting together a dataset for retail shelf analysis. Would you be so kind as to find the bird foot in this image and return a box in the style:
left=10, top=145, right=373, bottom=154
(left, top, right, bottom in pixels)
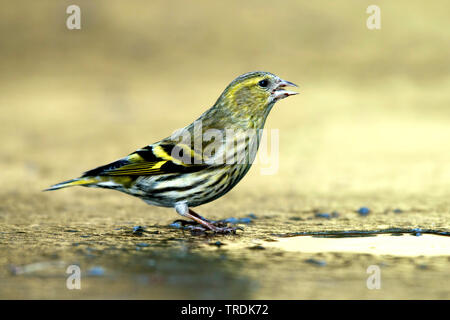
left=209, top=223, right=241, bottom=234
left=171, top=219, right=242, bottom=235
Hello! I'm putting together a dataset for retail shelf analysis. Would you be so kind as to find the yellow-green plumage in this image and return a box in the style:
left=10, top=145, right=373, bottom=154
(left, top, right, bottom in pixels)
left=46, top=71, right=298, bottom=233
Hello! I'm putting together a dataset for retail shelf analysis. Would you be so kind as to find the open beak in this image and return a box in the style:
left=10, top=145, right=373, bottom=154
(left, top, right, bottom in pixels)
left=272, top=79, right=299, bottom=101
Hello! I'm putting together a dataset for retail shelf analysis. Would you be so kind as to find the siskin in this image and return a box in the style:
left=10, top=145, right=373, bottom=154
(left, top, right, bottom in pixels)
left=46, top=71, right=298, bottom=233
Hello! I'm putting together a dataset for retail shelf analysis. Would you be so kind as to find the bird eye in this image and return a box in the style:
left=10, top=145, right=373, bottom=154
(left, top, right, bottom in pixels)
left=258, top=79, right=269, bottom=88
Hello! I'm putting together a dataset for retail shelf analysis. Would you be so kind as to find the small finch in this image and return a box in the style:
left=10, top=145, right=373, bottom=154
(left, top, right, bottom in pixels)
left=46, top=71, right=298, bottom=233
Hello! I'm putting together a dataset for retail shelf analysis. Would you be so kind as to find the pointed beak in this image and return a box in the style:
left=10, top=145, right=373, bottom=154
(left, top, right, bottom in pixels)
left=272, top=79, right=299, bottom=101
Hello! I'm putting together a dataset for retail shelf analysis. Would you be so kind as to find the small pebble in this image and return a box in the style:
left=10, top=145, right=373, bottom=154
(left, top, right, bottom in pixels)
left=133, top=226, right=145, bottom=233
left=357, top=207, right=371, bottom=216
left=223, top=217, right=252, bottom=224
left=393, top=209, right=403, bottom=214
left=210, top=241, right=225, bottom=248
left=223, top=217, right=239, bottom=224
left=305, top=258, right=326, bottom=266
left=239, top=217, right=252, bottom=224
left=136, top=243, right=150, bottom=247
left=315, top=213, right=331, bottom=219
left=249, top=245, right=265, bottom=250
left=169, top=222, right=183, bottom=229
left=87, top=266, right=105, bottom=276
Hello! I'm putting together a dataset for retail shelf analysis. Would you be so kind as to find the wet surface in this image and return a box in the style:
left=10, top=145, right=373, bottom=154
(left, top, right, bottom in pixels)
left=264, top=234, right=450, bottom=257
left=1, top=196, right=449, bottom=299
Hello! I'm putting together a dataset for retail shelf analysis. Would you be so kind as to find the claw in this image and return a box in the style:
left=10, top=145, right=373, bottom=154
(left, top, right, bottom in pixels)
left=170, top=218, right=242, bottom=235
left=210, top=225, right=239, bottom=234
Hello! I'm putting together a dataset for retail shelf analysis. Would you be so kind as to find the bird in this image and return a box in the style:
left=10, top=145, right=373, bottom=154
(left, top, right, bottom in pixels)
left=45, top=71, right=298, bottom=233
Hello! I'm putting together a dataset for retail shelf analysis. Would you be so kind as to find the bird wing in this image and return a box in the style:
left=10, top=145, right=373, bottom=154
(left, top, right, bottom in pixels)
left=82, top=142, right=208, bottom=177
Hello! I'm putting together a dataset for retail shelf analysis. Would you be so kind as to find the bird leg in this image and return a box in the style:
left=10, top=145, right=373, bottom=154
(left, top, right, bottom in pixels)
left=174, top=203, right=239, bottom=234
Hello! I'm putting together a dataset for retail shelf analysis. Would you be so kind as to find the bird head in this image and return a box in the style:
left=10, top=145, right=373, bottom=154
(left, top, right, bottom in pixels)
left=212, top=71, right=298, bottom=128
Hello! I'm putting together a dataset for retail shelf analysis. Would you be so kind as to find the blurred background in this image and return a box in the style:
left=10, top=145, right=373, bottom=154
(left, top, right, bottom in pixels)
left=2, top=0, right=450, bottom=197
left=0, top=0, right=449, bottom=299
